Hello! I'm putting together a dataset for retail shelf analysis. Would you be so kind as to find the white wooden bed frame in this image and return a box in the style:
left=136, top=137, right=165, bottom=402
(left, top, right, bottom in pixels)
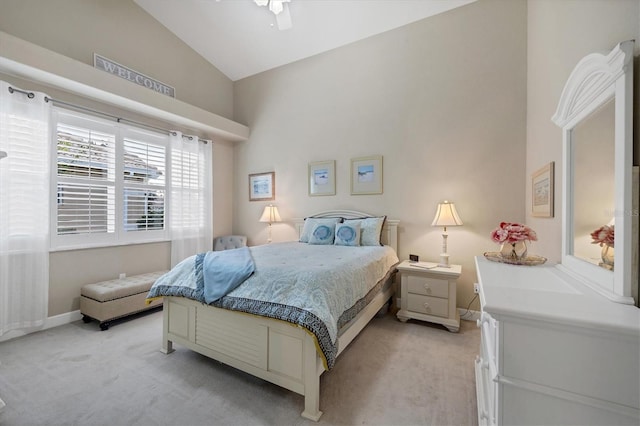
left=160, top=210, right=399, bottom=421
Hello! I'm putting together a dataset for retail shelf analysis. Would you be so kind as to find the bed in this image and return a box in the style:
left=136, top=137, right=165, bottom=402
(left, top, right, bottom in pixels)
left=150, top=210, right=399, bottom=421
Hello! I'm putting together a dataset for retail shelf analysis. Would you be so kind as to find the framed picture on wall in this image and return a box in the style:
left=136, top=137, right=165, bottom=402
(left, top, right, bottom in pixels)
left=351, top=155, right=383, bottom=195
left=308, top=160, right=336, bottom=196
left=249, top=171, right=275, bottom=201
left=532, top=161, right=554, bottom=217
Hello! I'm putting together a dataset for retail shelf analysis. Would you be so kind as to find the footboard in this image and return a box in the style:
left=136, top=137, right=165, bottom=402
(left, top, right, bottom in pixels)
left=160, top=275, right=395, bottom=421
left=161, top=296, right=324, bottom=420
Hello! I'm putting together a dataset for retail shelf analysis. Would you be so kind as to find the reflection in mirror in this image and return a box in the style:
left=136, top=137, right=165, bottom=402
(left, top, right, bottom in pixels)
left=572, top=99, right=615, bottom=269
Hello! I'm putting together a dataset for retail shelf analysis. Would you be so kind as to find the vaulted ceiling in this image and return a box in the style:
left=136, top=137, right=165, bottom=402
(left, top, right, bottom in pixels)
left=134, top=0, right=476, bottom=81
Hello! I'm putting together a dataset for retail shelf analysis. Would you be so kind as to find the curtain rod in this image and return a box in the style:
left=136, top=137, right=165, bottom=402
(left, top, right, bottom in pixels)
left=6, top=85, right=210, bottom=144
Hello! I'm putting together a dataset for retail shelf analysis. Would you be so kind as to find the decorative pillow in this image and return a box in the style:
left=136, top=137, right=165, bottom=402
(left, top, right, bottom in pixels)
left=299, top=217, right=342, bottom=243
left=308, top=223, right=336, bottom=245
left=334, top=222, right=361, bottom=246
left=344, top=216, right=386, bottom=246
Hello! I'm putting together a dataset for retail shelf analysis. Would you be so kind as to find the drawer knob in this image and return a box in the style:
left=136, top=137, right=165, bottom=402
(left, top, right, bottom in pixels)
left=423, top=283, right=431, bottom=292
left=423, top=302, right=430, bottom=311
left=476, top=319, right=482, bottom=328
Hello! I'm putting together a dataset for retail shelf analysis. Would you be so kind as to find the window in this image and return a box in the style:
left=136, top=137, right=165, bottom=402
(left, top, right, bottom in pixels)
left=122, top=133, right=166, bottom=233
left=51, top=109, right=169, bottom=249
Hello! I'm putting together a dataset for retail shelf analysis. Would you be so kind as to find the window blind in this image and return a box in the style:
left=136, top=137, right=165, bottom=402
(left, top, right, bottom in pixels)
left=171, top=148, right=204, bottom=230
left=51, top=109, right=170, bottom=249
left=56, top=122, right=116, bottom=235
left=123, top=138, right=166, bottom=232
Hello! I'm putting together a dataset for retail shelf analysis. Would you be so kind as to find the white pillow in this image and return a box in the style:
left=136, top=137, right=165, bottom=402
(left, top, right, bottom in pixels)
left=334, top=222, right=361, bottom=246
left=308, top=222, right=336, bottom=245
left=300, top=217, right=342, bottom=243
left=344, top=216, right=386, bottom=246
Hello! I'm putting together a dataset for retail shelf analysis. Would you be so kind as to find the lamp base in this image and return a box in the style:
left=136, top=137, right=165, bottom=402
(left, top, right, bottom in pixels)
left=438, top=232, right=451, bottom=268
left=438, top=253, right=451, bottom=268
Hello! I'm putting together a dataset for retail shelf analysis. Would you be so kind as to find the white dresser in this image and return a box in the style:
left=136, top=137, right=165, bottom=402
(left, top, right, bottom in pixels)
left=474, top=256, right=640, bottom=426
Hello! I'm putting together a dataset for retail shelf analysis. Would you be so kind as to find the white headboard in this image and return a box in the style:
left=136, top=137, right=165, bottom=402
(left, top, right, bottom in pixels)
left=294, top=210, right=399, bottom=253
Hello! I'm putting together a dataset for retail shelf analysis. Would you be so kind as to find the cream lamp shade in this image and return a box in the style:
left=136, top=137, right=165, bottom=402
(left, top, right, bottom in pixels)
left=259, top=204, right=281, bottom=243
left=432, top=200, right=463, bottom=267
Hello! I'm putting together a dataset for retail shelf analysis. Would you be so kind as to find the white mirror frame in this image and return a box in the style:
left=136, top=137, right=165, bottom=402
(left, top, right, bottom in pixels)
left=552, top=40, right=634, bottom=305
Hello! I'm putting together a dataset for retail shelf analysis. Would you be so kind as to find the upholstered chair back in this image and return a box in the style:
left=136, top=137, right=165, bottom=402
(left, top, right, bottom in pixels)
left=213, top=235, right=247, bottom=251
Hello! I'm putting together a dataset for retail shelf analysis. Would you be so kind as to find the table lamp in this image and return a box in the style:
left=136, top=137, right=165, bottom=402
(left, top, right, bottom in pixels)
left=431, top=200, right=463, bottom=267
left=259, top=204, right=281, bottom=243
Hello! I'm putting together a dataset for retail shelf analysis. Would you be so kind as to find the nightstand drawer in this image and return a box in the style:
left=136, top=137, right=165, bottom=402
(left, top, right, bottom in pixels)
left=407, top=294, right=449, bottom=317
left=406, top=275, right=449, bottom=298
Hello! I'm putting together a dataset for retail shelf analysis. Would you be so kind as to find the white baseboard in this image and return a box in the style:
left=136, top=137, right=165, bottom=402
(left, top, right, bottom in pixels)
left=0, top=310, right=82, bottom=343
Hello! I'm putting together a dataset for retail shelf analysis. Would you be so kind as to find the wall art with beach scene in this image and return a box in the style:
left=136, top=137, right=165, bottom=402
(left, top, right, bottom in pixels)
left=532, top=161, right=554, bottom=217
left=351, top=155, right=383, bottom=195
left=308, top=160, right=336, bottom=196
left=249, top=171, right=275, bottom=201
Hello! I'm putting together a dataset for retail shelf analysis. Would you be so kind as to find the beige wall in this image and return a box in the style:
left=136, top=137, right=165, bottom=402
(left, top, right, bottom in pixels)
left=0, top=0, right=236, bottom=316
left=0, top=0, right=233, bottom=118
left=234, top=0, right=528, bottom=310
left=526, top=0, right=640, bottom=263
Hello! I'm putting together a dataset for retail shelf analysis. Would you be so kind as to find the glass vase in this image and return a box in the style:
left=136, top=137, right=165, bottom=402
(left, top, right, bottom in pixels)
left=499, top=241, right=528, bottom=261
left=599, top=245, right=614, bottom=271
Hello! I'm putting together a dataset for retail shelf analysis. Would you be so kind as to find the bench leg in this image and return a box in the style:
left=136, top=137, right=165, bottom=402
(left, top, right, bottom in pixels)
left=82, top=315, right=92, bottom=324
left=99, top=322, right=110, bottom=331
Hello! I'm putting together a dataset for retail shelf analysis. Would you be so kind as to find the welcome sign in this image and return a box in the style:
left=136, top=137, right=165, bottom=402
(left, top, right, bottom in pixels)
left=94, top=54, right=175, bottom=98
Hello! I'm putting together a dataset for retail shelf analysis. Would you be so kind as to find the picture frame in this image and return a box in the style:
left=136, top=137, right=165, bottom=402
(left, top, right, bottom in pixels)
left=308, top=160, right=336, bottom=196
left=532, top=161, right=554, bottom=217
left=351, top=155, right=383, bottom=195
left=249, top=171, right=275, bottom=201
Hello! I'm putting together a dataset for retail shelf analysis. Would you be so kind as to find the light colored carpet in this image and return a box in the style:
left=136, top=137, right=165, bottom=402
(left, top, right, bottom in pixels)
left=0, top=309, right=480, bottom=426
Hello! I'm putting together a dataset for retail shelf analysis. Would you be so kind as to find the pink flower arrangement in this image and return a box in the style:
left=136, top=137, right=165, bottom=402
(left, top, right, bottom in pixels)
left=590, top=225, right=614, bottom=248
left=490, top=222, right=538, bottom=244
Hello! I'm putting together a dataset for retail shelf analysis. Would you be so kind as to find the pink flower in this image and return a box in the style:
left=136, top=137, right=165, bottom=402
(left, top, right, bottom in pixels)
left=491, top=228, right=509, bottom=243
left=590, top=225, right=614, bottom=247
left=490, top=222, right=538, bottom=244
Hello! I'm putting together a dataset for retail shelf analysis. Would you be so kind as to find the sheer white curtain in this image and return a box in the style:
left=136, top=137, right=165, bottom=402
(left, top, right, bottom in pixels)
left=169, top=131, right=212, bottom=267
left=0, top=82, right=51, bottom=336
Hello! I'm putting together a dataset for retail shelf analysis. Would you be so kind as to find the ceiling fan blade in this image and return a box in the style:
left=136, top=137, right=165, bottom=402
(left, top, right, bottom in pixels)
left=275, top=3, right=292, bottom=30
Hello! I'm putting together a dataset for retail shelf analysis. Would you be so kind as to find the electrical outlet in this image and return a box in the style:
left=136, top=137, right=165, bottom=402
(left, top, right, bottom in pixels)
left=473, top=283, right=479, bottom=294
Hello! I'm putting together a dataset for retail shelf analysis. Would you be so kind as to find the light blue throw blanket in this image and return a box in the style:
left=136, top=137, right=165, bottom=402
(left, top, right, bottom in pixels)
left=202, top=247, right=255, bottom=303
left=147, top=247, right=255, bottom=304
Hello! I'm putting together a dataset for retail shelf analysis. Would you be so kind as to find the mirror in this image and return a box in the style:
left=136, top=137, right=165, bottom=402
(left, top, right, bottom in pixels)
left=552, top=41, right=636, bottom=305
left=572, top=99, right=615, bottom=268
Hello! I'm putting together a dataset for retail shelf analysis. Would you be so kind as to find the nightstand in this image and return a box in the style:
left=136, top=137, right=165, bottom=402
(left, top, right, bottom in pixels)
left=396, top=260, right=461, bottom=332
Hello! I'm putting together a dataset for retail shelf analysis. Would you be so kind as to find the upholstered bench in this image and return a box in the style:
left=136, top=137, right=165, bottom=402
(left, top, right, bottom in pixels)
left=80, top=271, right=167, bottom=330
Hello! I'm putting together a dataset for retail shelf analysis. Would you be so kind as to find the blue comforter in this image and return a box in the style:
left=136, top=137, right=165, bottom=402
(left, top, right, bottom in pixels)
left=147, top=242, right=399, bottom=369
